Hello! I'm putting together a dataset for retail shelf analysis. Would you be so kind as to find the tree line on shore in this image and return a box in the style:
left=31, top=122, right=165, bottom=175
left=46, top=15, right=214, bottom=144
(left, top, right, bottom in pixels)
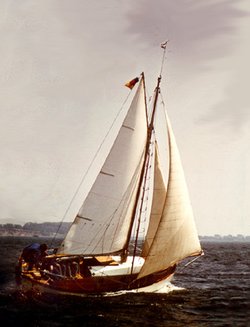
left=0, top=223, right=249, bottom=241
left=0, top=222, right=71, bottom=235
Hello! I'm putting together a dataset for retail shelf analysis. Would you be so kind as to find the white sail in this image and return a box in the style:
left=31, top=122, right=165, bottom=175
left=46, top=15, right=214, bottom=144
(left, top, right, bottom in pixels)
left=58, top=79, right=148, bottom=255
left=138, top=107, right=201, bottom=279
left=141, top=144, right=166, bottom=256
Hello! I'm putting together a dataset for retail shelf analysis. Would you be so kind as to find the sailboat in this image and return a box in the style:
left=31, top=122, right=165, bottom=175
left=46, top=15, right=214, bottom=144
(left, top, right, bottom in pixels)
left=16, top=47, right=202, bottom=296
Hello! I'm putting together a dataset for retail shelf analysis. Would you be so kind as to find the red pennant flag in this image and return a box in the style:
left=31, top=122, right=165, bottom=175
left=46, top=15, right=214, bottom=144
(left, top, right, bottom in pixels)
left=125, top=77, right=139, bottom=90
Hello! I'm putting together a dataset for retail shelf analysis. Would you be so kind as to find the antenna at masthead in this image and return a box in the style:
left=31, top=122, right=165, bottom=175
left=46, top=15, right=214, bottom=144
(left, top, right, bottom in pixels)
left=159, top=40, right=169, bottom=77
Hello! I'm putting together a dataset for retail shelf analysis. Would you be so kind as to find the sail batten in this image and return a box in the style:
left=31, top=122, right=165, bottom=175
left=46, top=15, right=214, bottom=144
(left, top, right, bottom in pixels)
left=58, top=78, right=148, bottom=255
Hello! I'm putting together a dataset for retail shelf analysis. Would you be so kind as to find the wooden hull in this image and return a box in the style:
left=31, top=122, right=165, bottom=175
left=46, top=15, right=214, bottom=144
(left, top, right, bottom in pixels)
left=16, top=256, right=176, bottom=296
left=19, top=269, right=175, bottom=296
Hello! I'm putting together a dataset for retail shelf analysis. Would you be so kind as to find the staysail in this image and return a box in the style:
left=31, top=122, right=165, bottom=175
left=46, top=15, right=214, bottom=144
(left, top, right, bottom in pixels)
left=58, top=78, right=148, bottom=255
left=140, top=144, right=167, bottom=257
left=138, top=104, right=202, bottom=279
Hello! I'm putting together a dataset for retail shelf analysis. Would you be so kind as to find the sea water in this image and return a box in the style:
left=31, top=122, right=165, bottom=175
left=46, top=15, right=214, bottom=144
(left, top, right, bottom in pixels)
left=0, top=237, right=249, bottom=326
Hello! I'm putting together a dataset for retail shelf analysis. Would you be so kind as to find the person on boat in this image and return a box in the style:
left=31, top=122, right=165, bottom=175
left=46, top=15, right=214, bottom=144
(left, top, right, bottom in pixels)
left=20, top=243, right=48, bottom=270
left=79, top=258, right=92, bottom=277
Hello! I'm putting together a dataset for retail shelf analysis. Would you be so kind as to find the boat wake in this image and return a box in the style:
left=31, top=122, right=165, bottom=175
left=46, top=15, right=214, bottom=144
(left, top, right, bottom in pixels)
left=103, top=281, right=184, bottom=297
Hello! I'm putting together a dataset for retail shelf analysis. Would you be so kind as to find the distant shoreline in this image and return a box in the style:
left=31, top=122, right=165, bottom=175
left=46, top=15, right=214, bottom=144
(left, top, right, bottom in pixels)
left=1, top=235, right=248, bottom=243
left=0, top=229, right=64, bottom=238
left=0, top=230, right=249, bottom=243
left=0, top=222, right=249, bottom=242
left=0, top=222, right=70, bottom=238
left=199, top=235, right=250, bottom=242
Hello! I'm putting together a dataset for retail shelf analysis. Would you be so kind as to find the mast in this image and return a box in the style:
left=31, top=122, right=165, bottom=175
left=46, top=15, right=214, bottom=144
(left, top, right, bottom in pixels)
left=123, top=43, right=168, bottom=268
left=122, top=76, right=162, bottom=262
left=129, top=76, right=161, bottom=271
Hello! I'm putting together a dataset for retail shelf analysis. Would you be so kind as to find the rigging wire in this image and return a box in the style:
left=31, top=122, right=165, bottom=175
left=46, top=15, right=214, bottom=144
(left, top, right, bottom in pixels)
left=178, top=251, right=205, bottom=272
left=131, top=138, right=154, bottom=242
left=50, top=88, right=135, bottom=248
left=52, top=42, right=169, bottom=250
left=130, top=42, right=169, bottom=271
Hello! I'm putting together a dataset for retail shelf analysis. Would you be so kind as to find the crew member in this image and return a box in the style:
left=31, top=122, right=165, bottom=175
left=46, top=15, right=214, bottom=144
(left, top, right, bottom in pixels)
left=21, top=243, right=48, bottom=270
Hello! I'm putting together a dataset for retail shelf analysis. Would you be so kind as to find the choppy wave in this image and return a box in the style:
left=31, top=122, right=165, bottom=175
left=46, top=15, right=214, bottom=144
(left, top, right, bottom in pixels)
left=0, top=237, right=249, bottom=326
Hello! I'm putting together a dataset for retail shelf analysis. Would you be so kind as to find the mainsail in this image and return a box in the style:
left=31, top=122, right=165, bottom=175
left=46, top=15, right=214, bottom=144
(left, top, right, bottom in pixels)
left=138, top=105, right=202, bottom=279
left=59, top=78, right=148, bottom=255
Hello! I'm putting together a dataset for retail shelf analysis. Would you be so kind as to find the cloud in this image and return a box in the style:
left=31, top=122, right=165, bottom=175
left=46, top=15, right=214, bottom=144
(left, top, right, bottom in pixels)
left=126, top=0, right=246, bottom=63
left=125, top=0, right=250, bottom=129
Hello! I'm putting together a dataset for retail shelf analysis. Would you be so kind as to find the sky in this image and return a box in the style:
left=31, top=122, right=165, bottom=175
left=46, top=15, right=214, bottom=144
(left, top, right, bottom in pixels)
left=0, top=0, right=249, bottom=236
